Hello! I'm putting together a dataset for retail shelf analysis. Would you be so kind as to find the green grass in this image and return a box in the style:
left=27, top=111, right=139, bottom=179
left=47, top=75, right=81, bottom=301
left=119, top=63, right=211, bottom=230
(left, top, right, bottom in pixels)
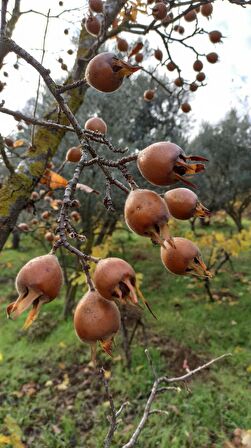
left=0, top=226, right=251, bottom=447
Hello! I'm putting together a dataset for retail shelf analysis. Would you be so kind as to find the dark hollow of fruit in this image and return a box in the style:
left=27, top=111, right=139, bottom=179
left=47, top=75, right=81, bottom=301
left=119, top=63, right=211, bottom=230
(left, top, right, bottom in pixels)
left=93, top=256, right=157, bottom=318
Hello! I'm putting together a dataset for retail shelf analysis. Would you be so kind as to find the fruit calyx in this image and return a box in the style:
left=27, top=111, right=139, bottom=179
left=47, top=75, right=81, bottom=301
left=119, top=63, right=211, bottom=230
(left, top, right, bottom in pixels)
left=164, top=188, right=210, bottom=220
left=93, top=257, right=157, bottom=318
left=7, top=254, right=63, bottom=329
left=137, top=142, right=208, bottom=188
left=161, top=237, right=212, bottom=278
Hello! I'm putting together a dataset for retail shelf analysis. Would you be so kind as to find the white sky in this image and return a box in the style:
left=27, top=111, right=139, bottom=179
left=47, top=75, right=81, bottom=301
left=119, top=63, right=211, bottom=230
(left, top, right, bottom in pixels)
left=1, top=0, right=251, bottom=139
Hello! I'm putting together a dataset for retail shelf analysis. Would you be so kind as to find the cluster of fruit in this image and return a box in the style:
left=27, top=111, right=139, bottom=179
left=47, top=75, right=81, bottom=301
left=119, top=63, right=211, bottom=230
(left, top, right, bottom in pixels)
left=7, top=137, right=211, bottom=363
left=82, top=0, right=222, bottom=112
left=84, top=0, right=104, bottom=37
left=7, top=49, right=212, bottom=364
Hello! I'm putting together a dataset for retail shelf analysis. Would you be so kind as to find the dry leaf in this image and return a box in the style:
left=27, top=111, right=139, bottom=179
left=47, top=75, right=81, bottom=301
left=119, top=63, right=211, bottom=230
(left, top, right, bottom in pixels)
left=40, top=169, right=68, bottom=190
left=20, top=382, right=37, bottom=397
left=76, top=183, right=99, bottom=194
left=242, top=430, right=251, bottom=447
left=0, top=435, right=12, bottom=445
left=3, top=416, right=25, bottom=448
left=13, top=139, right=25, bottom=148
left=223, top=442, right=235, bottom=448
left=50, top=199, right=62, bottom=210
left=52, top=425, right=61, bottom=435
left=58, top=362, right=66, bottom=370
left=56, top=373, right=70, bottom=391
left=104, top=370, right=111, bottom=380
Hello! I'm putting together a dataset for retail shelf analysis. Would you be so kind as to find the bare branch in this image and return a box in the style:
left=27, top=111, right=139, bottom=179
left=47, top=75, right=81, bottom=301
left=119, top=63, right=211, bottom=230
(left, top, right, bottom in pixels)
left=100, top=367, right=128, bottom=448
left=0, top=134, right=15, bottom=174
left=161, top=353, right=232, bottom=384
left=5, top=0, right=21, bottom=38
left=145, top=348, right=158, bottom=380
left=122, top=352, right=231, bottom=448
left=31, top=8, right=51, bottom=145
left=0, top=106, right=74, bottom=131
left=0, top=0, right=8, bottom=36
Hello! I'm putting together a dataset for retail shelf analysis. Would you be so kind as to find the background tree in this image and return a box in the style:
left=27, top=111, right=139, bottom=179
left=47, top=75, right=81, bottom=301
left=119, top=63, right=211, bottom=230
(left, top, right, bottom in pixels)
left=190, top=109, right=251, bottom=231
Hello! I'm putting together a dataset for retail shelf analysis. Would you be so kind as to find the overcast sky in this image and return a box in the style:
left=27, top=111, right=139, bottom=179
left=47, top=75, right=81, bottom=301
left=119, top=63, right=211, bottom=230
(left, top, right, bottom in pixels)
left=1, top=0, right=251, bottom=139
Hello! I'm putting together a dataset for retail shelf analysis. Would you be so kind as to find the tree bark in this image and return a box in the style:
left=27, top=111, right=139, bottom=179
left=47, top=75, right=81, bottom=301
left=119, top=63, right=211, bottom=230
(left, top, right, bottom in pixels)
left=12, top=227, right=20, bottom=249
left=63, top=283, right=78, bottom=319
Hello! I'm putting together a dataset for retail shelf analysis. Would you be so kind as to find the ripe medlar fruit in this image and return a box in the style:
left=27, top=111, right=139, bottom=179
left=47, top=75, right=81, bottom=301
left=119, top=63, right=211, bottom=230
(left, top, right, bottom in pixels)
left=137, top=141, right=207, bottom=188
left=74, top=290, right=120, bottom=361
left=85, top=52, right=140, bottom=93
left=124, top=188, right=174, bottom=248
left=161, top=237, right=212, bottom=278
left=7, top=254, right=63, bottom=328
left=164, top=188, right=210, bottom=220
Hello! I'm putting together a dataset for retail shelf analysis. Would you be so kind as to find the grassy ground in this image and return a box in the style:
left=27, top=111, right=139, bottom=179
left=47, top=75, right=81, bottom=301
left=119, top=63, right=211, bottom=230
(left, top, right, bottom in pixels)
left=0, top=223, right=251, bottom=447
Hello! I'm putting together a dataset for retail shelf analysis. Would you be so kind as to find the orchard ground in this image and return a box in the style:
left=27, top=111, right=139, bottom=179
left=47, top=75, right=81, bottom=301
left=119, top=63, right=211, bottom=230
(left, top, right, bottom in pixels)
left=0, top=217, right=251, bottom=447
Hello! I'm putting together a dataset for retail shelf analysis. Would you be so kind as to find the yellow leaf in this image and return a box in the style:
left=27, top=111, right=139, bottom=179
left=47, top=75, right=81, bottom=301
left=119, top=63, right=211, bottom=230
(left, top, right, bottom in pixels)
left=104, top=370, right=111, bottom=379
left=246, top=365, right=251, bottom=373
left=0, top=352, right=3, bottom=363
left=242, top=430, right=251, bottom=447
left=40, top=169, right=68, bottom=190
left=0, top=434, right=12, bottom=444
left=58, top=341, right=67, bottom=348
left=233, top=346, right=245, bottom=354
left=56, top=374, right=69, bottom=391
left=4, top=416, right=25, bottom=448
left=13, top=139, right=25, bottom=148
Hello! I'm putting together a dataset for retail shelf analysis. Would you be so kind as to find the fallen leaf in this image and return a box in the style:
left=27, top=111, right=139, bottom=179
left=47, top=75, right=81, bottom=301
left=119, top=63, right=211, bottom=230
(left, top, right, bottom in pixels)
left=20, top=382, right=37, bottom=397
left=58, top=362, right=66, bottom=370
left=104, top=370, right=111, bottom=380
left=223, top=442, right=234, bottom=448
left=0, top=434, right=12, bottom=444
left=0, top=352, right=3, bottom=363
left=52, top=425, right=61, bottom=435
left=56, top=373, right=69, bottom=391
left=3, top=415, right=25, bottom=448
left=242, top=430, right=251, bottom=447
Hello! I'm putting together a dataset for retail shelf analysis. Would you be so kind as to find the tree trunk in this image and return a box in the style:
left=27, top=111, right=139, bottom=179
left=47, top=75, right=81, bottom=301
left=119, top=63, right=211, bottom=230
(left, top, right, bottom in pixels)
left=204, top=277, right=214, bottom=302
left=12, top=228, right=20, bottom=249
left=63, top=283, right=78, bottom=319
left=228, top=212, right=243, bottom=232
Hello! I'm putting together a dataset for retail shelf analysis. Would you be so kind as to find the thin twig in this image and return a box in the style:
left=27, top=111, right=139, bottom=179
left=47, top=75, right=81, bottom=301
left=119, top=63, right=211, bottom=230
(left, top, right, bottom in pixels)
left=122, top=353, right=231, bottom=448
left=0, top=134, right=14, bottom=173
left=31, top=8, right=50, bottom=145
left=100, top=367, right=128, bottom=448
